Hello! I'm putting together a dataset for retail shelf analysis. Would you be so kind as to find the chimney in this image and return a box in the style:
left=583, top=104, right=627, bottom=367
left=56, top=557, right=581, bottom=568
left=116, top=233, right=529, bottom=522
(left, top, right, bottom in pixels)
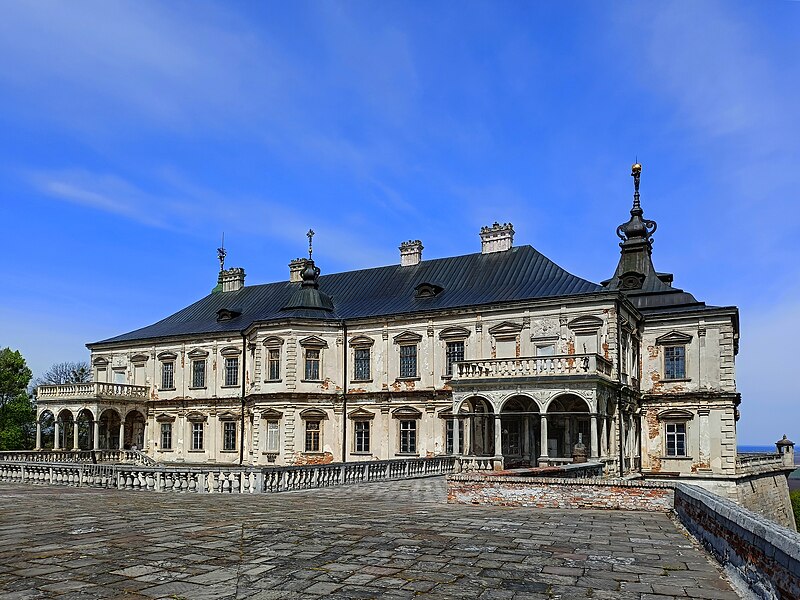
left=480, top=222, right=514, bottom=254
left=218, top=267, right=245, bottom=292
left=399, top=240, right=423, bottom=266
left=289, top=258, right=311, bottom=283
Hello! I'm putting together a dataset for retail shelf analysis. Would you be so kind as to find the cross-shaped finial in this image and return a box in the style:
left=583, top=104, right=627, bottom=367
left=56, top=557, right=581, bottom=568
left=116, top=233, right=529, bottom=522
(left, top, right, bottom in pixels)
left=217, top=232, right=227, bottom=272
left=307, top=228, right=315, bottom=259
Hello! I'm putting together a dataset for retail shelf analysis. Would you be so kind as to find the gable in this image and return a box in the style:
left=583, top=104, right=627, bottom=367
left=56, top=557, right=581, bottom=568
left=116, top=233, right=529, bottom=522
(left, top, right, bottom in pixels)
left=655, top=330, right=693, bottom=346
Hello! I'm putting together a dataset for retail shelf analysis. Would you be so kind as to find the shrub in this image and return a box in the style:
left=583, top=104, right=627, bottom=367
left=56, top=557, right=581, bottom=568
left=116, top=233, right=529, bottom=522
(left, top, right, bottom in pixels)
left=790, top=490, right=800, bottom=532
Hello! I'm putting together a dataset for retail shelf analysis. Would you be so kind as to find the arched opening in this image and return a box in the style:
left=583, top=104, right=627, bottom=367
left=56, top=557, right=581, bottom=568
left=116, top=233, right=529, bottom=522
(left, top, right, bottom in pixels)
left=39, top=410, right=55, bottom=450
left=57, top=409, right=75, bottom=450
left=76, top=408, right=94, bottom=450
left=124, top=410, right=146, bottom=450
left=98, top=409, right=121, bottom=450
left=545, top=394, right=591, bottom=460
left=461, top=396, right=495, bottom=457
left=500, top=396, right=540, bottom=467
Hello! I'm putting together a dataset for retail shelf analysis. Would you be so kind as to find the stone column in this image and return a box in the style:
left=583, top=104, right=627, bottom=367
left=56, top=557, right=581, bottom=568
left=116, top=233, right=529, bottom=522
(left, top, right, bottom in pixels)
left=600, top=417, right=608, bottom=457
left=54, top=420, right=61, bottom=450
left=93, top=420, right=100, bottom=450
left=118, top=420, right=125, bottom=450
left=452, top=417, right=460, bottom=456
left=698, top=409, right=711, bottom=470
left=493, top=415, right=502, bottom=459
left=590, top=415, right=599, bottom=458
left=73, top=420, right=80, bottom=451
left=539, top=415, right=548, bottom=459
left=35, top=420, right=41, bottom=451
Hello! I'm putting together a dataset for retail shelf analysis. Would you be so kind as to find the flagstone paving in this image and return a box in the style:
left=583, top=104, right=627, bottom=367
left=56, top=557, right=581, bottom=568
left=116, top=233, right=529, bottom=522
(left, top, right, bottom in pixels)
left=0, top=478, right=740, bottom=599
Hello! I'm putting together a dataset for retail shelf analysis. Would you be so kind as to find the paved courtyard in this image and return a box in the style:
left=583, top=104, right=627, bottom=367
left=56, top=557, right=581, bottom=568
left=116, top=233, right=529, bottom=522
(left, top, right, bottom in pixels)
left=0, top=477, right=739, bottom=599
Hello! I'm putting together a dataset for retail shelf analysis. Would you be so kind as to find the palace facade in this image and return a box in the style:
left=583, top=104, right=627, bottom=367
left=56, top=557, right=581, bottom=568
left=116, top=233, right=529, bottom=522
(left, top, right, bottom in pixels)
left=35, top=165, right=742, bottom=479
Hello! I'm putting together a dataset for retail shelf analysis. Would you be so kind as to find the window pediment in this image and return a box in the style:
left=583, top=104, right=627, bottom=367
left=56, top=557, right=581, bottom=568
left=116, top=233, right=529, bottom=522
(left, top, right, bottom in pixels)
left=349, top=335, right=375, bottom=348
left=392, top=405, right=422, bottom=419
left=260, top=408, right=284, bottom=420
left=157, top=351, right=178, bottom=361
left=218, top=411, right=239, bottom=421
left=439, top=327, right=471, bottom=341
left=568, top=315, right=604, bottom=335
left=155, top=413, right=175, bottom=423
left=300, top=408, right=328, bottom=420
left=93, top=357, right=109, bottom=366
left=186, top=411, right=207, bottom=422
left=657, top=409, right=694, bottom=421
left=130, top=353, right=149, bottom=364
left=263, top=336, right=285, bottom=347
left=488, top=321, right=523, bottom=340
left=299, top=336, right=328, bottom=349
left=187, top=348, right=209, bottom=359
left=393, top=331, right=423, bottom=344
left=348, top=407, right=375, bottom=420
left=655, top=331, right=693, bottom=346
left=220, top=346, right=242, bottom=357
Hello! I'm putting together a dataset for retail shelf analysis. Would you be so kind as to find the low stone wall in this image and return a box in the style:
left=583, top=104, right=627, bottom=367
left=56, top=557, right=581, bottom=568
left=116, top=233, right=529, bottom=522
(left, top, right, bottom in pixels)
left=675, top=483, right=800, bottom=600
left=447, top=473, right=674, bottom=511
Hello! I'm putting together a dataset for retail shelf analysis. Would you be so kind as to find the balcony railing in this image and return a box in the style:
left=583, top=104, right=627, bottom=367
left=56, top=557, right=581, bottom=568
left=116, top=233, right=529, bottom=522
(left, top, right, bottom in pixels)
left=36, top=382, right=149, bottom=401
left=452, top=353, right=613, bottom=382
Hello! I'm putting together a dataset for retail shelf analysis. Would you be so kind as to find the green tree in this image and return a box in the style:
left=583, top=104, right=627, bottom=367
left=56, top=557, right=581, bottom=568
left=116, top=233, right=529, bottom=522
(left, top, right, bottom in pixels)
left=0, top=348, right=35, bottom=450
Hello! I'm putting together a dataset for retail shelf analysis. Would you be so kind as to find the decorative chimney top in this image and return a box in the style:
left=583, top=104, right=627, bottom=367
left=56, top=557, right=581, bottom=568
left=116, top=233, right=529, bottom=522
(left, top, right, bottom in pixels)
left=399, top=240, right=423, bottom=266
left=217, top=267, right=245, bottom=293
left=480, top=222, right=514, bottom=254
left=289, top=258, right=311, bottom=283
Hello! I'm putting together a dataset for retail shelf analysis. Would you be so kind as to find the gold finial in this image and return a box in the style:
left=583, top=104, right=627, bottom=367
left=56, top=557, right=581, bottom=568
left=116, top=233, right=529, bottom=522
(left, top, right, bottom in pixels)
left=631, top=162, right=642, bottom=175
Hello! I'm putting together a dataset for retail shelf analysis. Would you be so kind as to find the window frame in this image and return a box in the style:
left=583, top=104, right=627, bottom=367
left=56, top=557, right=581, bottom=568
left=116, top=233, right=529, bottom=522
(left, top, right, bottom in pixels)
left=191, top=422, right=204, bottom=451
left=399, top=344, right=418, bottom=379
left=160, top=423, right=172, bottom=450
left=191, top=359, right=206, bottom=389
left=663, top=345, right=687, bottom=381
left=267, top=348, right=281, bottom=382
left=665, top=421, right=687, bottom=457
left=223, top=356, right=239, bottom=387
left=445, top=340, right=465, bottom=377
left=161, top=361, right=175, bottom=391
left=265, top=419, right=280, bottom=453
left=304, top=348, right=321, bottom=382
left=399, top=419, right=417, bottom=454
left=353, top=347, right=371, bottom=382
left=304, top=419, right=321, bottom=452
left=353, top=419, right=371, bottom=454
left=222, top=421, right=237, bottom=452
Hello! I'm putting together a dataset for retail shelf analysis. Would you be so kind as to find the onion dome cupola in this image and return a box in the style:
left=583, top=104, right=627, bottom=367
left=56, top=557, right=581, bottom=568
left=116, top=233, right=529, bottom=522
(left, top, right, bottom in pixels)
left=281, top=228, right=335, bottom=313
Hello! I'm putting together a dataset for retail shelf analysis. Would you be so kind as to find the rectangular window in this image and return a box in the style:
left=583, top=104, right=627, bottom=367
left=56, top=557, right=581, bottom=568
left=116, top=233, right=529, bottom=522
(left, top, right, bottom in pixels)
left=266, top=420, right=280, bottom=452
left=445, top=419, right=465, bottom=454
left=445, top=341, right=464, bottom=376
left=400, top=420, right=417, bottom=454
left=160, top=423, right=172, bottom=450
left=305, top=349, right=320, bottom=381
left=400, top=345, right=417, bottom=378
left=664, top=346, right=686, bottom=380
left=191, top=360, right=206, bottom=388
left=224, top=357, right=239, bottom=386
left=305, top=420, right=321, bottom=452
left=161, top=362, right=174, bottom=390
left=113, top=370, right=126, bottom=384
left=354, top=348, right=370, bottom=381
left=536, top=344, right=555, bottom=356
left=267, top=349, right=281, bottom=381
left=223, top=421, right=237, bottom=451
left=191, top=422, right=204, bottom=451
left=354, top=420, right=370, bottom=453
left=665, top=422, right=687, bottom=457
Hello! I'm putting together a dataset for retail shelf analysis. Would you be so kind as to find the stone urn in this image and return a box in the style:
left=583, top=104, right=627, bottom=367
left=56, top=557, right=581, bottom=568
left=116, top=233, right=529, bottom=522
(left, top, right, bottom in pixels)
left=572, top=434, right=588, bottom=464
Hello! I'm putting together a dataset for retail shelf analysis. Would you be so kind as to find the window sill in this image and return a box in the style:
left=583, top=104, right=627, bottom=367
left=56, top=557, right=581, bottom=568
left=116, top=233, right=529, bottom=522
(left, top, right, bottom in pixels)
left=157, top=449, right=174, bottom=453
left=395, top=377, right=420, bottom=382
left=264, top=379, right=282, bottom=383
left=396, top=452, right=419, bottom=457
left=220, top=450, right=238, bottom=453
left=262, top=451, right=280, bottom=455
left=660, top=455, right=693, bottom=460
left=350, top=451, right=372, bottom=456
left=661, top=378, right=691, bottom=383
left=300, top=380, right=323, bottom=383
left=160, top=388, right=176, bottom=392
left=221, top=384, right=240, bottom=388
left=351, top=379, right=373, bottom=383
left=188, top=386, right=207, bottom=390
left=302, top=451, right=324, bottom=455
left=441, top=375, right=453, bottom=380
left=188, top=450, right=205, bottom=453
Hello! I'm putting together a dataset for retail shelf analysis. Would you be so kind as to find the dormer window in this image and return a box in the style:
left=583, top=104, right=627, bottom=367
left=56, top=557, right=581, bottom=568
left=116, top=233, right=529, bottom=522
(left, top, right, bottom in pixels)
left=217, top=308, right=241, bottom=322
left=415, top=283, right=443, bottom=299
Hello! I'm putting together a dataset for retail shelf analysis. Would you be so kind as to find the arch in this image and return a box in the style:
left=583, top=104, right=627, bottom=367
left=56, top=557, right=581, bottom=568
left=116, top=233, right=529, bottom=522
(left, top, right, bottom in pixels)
left=454, top=393, right=493, bottom=414
left=460, top=395, right=495, bottom=457
left=123, top=410, right=146, bottom=450
left=98, top=408, right=122, bottom=450
left=56, top=409, right=76, bottom=451
left=38, top=410, right=56, bottom=450
left=499, top=395, right=540, bottom=467
left=546, top=393, right=591, bottom=413
left=75, top=408, right=95, bottom=450
left=499, top=393, right=541, bottom=413
left=545, top=393, right=592, bottom=460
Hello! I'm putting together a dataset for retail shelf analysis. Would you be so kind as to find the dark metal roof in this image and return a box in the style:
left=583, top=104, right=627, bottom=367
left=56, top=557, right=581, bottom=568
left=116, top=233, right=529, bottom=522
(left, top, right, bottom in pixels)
left=93, top=245, right=604, bottom=345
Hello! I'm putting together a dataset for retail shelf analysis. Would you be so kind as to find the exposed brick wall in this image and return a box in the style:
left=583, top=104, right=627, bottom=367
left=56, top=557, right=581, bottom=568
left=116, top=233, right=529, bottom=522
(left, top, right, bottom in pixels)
left=447, top=474, right=674, bottom=511
left=675, top=484, right=800, bottom=600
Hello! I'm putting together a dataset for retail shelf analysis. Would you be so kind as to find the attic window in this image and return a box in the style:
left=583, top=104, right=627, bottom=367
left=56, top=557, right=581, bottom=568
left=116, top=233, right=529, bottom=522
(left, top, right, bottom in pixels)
left=217, top=308, right=241, bottom=322
left=415, top=283, right=443, bottom=299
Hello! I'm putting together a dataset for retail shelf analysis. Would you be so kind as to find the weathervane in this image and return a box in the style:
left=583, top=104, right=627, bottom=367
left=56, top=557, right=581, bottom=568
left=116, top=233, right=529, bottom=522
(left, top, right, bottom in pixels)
left=217, top=232, right=227, bottom=272
left=307, top=228, right=315, bottom=260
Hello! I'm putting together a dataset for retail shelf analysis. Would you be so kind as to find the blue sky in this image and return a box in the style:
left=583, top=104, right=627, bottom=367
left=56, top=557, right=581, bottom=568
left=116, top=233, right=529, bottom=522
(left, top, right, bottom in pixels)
left=1, top=1, right=798, bottom=444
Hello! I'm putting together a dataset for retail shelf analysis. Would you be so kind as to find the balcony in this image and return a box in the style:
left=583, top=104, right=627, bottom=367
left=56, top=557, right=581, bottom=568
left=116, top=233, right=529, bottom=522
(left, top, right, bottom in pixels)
left=36, top=382, right=150, bottom=402
left=452, top=353, right=613, bottom=382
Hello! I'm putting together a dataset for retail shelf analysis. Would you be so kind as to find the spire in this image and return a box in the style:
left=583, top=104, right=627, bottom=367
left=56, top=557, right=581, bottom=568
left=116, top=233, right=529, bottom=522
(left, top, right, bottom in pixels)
left=307, top=228, right=315, bottom=260
left=217, top=232, right=227, bottom=272
left=615, top=163, right=657, bottom=244
left=281, top=229, right=334, bottom=312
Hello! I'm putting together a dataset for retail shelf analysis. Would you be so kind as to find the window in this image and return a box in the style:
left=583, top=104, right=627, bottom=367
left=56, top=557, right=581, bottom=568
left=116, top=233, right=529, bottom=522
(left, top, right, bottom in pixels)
left=160, top=423, right=172, bottom=450
left=305, top=420, right=321, bottom=452
left=400, top=345, right=417, bottom=378
left=445, top=341, right=464, bottom=376
left=664, top=346, right=685, bottom=379
left=354, top=348, right=370, bottom=381
left=400, top=420, right=417, bottom=454
left=665, top=422, right=687, bottom=457
left=223, top=421, right=237, bottom=451
left=267, top=349, right=281, bottom=381
left=191, top=360, right=206, bottom=388
left=354, top=420, right=370, bottom=453
left=266, top=420, right=280, bottom=452
left=535, top=344, right=555, bottom=356
left=161, top=362, right=174, bottom=390
left=224, top=357, right=239, bottom=386
left=445, top=419, right=465, bottom=454
left=113, top=370, right=126, bottom=384
left=191, top=422, right=204, bottom=451
left=305, top=349, right=320, bottom=381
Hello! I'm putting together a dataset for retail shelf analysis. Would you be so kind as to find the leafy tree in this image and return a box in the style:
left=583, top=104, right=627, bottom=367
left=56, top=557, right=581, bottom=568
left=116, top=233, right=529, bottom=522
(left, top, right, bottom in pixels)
left=791, top=490, right=800, bottom=533
left=33, top=361, right=92, bottom=387
left=0, top=348, right=35, bottom=450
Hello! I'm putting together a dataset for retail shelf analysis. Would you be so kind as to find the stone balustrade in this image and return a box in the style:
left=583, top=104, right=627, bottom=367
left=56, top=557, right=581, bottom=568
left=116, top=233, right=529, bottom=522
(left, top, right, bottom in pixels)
left=458, top=457, right=496, bottom=471
left=36, top=382, right=149, bottom=400
left=0, top=449, right=156, bottom=466
left=452, top=353, right=613, bottom=381
left=0, top=456, right=458, bottom=494
left=735, top=452, right=787, bottom=474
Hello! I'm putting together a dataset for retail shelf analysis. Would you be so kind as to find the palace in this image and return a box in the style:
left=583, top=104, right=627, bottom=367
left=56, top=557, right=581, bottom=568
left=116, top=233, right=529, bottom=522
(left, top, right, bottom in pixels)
left=35, top=164, right=743, bottom=482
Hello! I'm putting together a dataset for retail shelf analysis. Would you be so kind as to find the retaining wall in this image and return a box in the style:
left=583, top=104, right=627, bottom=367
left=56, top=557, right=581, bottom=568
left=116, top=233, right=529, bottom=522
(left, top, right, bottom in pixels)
left=674, top=483, right=800, bottom=600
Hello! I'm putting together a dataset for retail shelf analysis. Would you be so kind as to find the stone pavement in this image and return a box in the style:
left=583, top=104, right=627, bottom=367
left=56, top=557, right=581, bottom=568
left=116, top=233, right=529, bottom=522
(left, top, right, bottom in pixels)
left=0, top=477, right=741, bottom=599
